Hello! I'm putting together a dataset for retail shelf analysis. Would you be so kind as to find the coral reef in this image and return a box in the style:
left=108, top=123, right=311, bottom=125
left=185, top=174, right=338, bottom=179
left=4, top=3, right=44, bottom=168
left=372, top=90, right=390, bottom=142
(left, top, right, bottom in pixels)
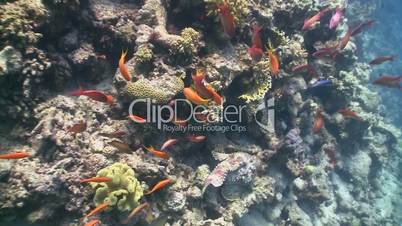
left=0, top=0, right=401, bottom=226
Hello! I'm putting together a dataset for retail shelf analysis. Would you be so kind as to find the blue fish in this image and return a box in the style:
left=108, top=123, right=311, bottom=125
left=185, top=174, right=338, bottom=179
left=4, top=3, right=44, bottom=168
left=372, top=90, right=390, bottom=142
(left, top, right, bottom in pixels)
left=304, top=79, right=333, bottom=95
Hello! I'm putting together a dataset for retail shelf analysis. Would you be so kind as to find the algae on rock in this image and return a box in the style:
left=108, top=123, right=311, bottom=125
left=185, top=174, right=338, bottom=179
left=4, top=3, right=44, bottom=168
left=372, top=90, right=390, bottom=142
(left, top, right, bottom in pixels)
left=91, top=163, right=143, bottom=212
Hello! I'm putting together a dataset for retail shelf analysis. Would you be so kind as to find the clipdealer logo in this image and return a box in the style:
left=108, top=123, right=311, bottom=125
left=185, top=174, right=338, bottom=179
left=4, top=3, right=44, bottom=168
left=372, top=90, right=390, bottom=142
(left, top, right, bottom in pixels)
left=128, top=98, right=275, bottom=133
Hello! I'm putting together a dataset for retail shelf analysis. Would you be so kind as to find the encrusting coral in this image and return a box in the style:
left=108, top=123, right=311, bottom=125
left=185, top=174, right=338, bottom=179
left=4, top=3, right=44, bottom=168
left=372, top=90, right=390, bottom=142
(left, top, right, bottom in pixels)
left=0, top=0, right=48, bottom=48
left=125, top=75, right=184, bottom=104
left=91, top=163, right=143, bottom=212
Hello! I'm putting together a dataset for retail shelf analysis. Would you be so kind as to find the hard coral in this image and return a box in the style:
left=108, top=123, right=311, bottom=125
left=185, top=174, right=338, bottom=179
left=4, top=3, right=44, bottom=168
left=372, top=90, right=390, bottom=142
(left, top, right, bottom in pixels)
left=205, top=0, right=249, bottom=25
left=125, top=76, right=184, bottom=104
left=0, top=0, right=48, bottom=48
left=91, top=163, right=143, bottom=212
left=239, top=60, right=272, bottom=103
left=171, top=28, right=201, bottom=61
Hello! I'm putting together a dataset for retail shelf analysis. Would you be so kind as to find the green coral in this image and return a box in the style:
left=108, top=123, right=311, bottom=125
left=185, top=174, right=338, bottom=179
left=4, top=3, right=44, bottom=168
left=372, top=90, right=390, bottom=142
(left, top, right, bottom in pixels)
left=204, top=0, right=249, bottom=25
left=171, top=28, right=201, bottom=57
left=91, top=163, right=143, bottom=212
left=125, top=76, right=184, bottom=104
left=239, top=60, right=272, bottom=103
left=134, top=46, right=153, bottom=65
left=0, top=0, right=48, bottom=48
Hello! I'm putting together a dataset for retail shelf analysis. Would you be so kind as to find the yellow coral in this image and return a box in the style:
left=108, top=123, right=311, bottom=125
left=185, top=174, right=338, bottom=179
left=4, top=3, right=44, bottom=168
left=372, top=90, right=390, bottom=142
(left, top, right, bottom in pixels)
left=171, top=28, right=201, bottom=56
left=125, top=76, right=184, bottom=104
left=134, top=46, right=153, bottom=64
left=239, top=60, right=272, bottom=103
left=91, top=163, right=143, bottom=212
left=204, top=0, right=249, bottom=25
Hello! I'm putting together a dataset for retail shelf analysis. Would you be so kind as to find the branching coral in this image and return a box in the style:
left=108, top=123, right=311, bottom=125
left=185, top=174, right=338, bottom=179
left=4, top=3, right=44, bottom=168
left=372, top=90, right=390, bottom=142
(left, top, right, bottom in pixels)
left=91, top=163, right=143, bottom=212
left=0, top=0, right=48, bottom=48
left=171, top=28, right=201, bottom=58
left=239, top=60, right=272, bottom=103
left=134, top=46, right=154, bottom=65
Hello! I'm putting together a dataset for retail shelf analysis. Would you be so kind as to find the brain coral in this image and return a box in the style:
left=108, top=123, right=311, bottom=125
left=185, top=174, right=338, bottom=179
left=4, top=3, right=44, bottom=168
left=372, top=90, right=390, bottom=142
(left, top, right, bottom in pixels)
left=91, top=163, right=143, bottom=212
left=125, top=76, right=184, bottom=104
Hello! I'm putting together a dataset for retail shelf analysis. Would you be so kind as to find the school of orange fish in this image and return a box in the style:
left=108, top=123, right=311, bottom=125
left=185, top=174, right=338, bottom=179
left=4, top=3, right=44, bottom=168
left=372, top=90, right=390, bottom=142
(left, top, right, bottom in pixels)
left=1, top=2, right=401, bottom=226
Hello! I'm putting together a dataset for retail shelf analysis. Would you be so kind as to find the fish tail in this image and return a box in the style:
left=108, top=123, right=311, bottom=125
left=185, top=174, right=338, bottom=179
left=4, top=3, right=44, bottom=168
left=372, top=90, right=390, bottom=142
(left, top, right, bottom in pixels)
left=70, top=88, right=84, bottom=96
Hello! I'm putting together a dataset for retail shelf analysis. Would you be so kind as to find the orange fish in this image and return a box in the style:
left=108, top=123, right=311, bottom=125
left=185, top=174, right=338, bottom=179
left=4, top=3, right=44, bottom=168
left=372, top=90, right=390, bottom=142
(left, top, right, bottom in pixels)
left=85, top=219, right=101, bottom=226
left=67, top=122, right=87, bottom=133
left=338, top=109, right=363, bottom=121
left=186, top=135, right=206, bottom=142
left=324, top=148, right=337, bottom=169
left=80, top=177, right=112, bottom=183
left=268, top=41, right=280, bottom=76
left=160, top=139, right=180, bottom=151
left=205, top=85, right=222, bottom=105
left=119, top=50, right=131, bottom=81
left=302, top=7, right=331, bottom=31
left=128, top=115, right=147, bottom=123
left=338, top=26, right=352, bottom=50
left=183, top=88, right=209, bottom=105
left=145, top=179, right=172, bottom=195
left=99, top=131, right=126, bottom=138
left=109, top=141, right=133, bottom=152
left=251, top=24, right=263, bottom=49
left=313, top=109, right=324, bottom=133
left=144, top=146, right=169, bottom=159
left=217, top=0, right=235, bottom=38
left=83, top=203, right=109, bottom=219
left=369, top=55, right=396, bottom=65
left=192, top=70, right=212, bottom=98
left=373, top=75, right=402, bottom=89
left=0, top=152, right=31, bottom=159
left=70, top=89, right=114, bottom=105
left=121, top=202, right=150, bottom=225
left=194, top=112, right=209, bottom=123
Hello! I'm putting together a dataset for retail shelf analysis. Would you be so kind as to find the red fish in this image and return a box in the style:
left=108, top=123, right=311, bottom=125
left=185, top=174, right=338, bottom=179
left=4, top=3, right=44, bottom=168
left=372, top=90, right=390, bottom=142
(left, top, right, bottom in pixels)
left=85, top=219, right=101, bottom=226
left=128, top=115, right=147, bottom=123
left=119, top=50, right=131, bottom=81
left=369, top=55, right=396, bottom=65
left=70, top=89, right=114, bottom=105
left=302, top=7, right=331, bottom=31
left=80, top=177, right=112, bottom=183
left=338, top=109, right=363, bottom=121
left=291, top=64, right=318, bottom=77
left=351, top=20, right=375, bottom=36
left=67, top=122, right=87, bottom=133
left=338, top=26, right=352, bottom=50
left=186, top=135, right=206, bottom=142
left=83, top=203, right=109, bottom=219
left=373, top=75, right=402, bottom=90
left=313, top=109, right=324, bottom=133
left=192, top=70, right=213, bottom=98
left=145, top=179, right=172, bottom=195
left=329, top=6, right=343, bottom=29
left=312, top=47, right=338, bottom=58
left=217, top=0, right=235, bottom=37
left=144, top=146, right=169, bottom=159
left=160, top=139, right=180, bottom=151
left=98, top=131, right=126, bottom=138
left=0, top=152, right=31, bottom=159
left=248, top=45, right=264, bottom=61
left=121, top=202, right=150, bottom=225
left=251, top=24, right=263, bottom=49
